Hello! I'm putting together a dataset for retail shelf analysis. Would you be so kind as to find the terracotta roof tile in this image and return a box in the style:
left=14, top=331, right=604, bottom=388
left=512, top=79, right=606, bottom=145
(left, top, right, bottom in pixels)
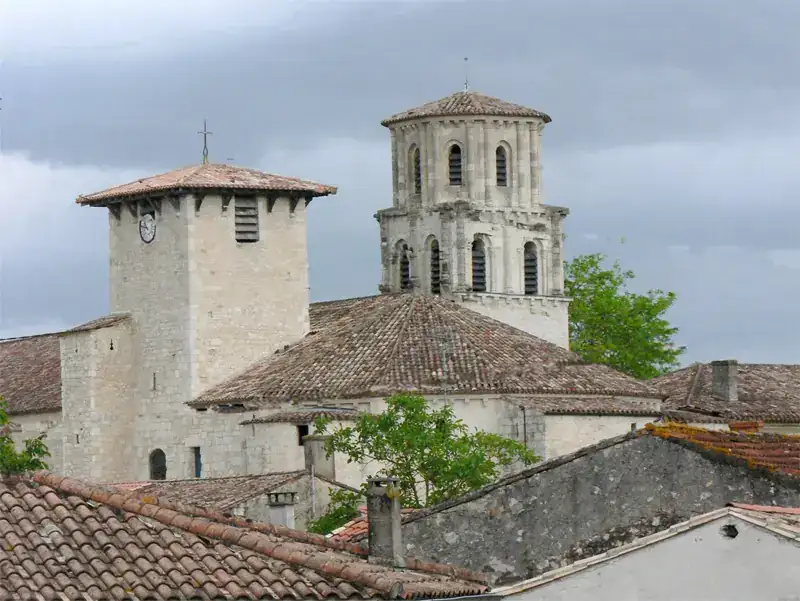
left=60, top=313, right=130, bottom=334
left=242, top=406, right=361, bottom=425
left=191, top=294, right=659, bottom=407
left=0, top=471, right=488, bottom=600
left=76, top=163, right=337, bottom=205
left=516, top=394, right=661, bottom=416
left=644, top=423, right=800, bottom=475
left=381, top=91, right=551, bottom=126
left=329, top=506, right=419, bottom=545
left=0, top=332, right=61, bottom=414
left=653, top=363, right=800, bottom=423
left=112, top=471, right=307, bottom=511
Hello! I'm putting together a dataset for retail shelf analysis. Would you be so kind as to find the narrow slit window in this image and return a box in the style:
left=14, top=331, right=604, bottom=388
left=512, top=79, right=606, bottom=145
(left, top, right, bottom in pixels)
left=524, top=242, right=539, bottom=295
left=471, top=239, right=487, bottom=292
left=448, top=145, right=463, bottom=186
left=412, top=147, right=422, bottom=194
left=400, top=244, right=412, bottom=290
left=235, top=197, right=259, bottom=243
left=430, top=239, right=441, bottom=295
left=192, top=446, right=202, bottom=478
left=496, top=146, right=508, bottom=187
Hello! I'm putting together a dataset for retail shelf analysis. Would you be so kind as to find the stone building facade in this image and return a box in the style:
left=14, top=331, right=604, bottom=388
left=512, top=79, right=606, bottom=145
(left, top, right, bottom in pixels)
left=3, top=90, right=767, bottom=495
left=377, top=92, right=569, bottom=347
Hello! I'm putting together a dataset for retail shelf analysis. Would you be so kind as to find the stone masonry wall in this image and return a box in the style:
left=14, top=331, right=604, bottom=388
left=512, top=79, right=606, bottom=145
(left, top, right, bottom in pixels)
left=399, top=433, right=800, bottom=585
left=10, top=410, right=63, bottom=473
left=60, top=321, right=134, bottom=482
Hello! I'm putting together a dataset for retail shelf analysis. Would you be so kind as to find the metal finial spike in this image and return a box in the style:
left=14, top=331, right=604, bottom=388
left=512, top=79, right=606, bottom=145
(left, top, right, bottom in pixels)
left=197, top=119, right=213, bottom=164
left=463, top=57, right=469, bottom=92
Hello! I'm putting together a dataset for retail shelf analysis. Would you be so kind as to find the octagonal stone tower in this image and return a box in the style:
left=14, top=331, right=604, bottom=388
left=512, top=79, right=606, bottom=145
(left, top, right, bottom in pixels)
left=375, top=90, right=571, bottom=348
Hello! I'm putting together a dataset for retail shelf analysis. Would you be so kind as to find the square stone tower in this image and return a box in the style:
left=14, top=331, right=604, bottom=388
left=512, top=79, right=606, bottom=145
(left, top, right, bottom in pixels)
left=375, top=90, right=570, bottom=348
left=70, top=163, right=337, bottom=481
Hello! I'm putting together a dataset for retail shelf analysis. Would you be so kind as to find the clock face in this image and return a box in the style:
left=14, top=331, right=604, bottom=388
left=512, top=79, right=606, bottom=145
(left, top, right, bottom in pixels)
left=139, top=213, right=156, bottom=244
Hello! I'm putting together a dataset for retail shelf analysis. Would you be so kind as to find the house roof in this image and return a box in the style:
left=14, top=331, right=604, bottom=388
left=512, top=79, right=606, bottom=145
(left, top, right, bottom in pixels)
left=241, top=406, right=361, bottom=425
left=340, top=424, right=800, bottom=545
left=490, top=503, right=800, bottom=597
left=111, top=471, right=308, bottom=511
left=329, top=506, right=420, bottom=545
left=653, top=362, right=800, bottom=423
left=76, top=163, right=337, bottom=205
left=190, top=294, right=660, bottom=408
left=61, top=313, right=131, bottom=335
left=381, top=91, right=552, bottom=126
left=0, top=332, right=62, bottom=415
left=0, top=471, right=489, bottom=600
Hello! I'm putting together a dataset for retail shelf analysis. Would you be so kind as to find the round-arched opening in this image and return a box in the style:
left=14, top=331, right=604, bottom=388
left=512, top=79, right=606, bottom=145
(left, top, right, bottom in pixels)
left=149, top=448, right=167, bottom=481
left=448, top=144, right=463, bottom=186
left=496, top=146, right=508, bottom=187
left=524, top=242, right=539, bottom=296
left=471, top=238, right=486, bottom=292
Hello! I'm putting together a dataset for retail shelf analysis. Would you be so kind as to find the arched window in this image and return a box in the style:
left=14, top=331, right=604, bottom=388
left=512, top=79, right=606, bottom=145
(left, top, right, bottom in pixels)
left=411, top=147, right=422, bottom=194
left=430, top=238, right=441, bottom=295
left=496, top=146, right=508, bottom=187
left=400, top=244, right=412, bottom=290
left=471, top=238, right=487, bottom=292
left=149, top=449, right=167, bottom=481
left=448, top=144, right=463, bottom=186
left=524, top=242, right=539, bottom=295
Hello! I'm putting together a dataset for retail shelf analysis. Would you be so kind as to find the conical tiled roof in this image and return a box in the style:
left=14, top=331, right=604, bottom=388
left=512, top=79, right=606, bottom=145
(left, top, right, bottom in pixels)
left=77, top=163, right=337, bottom=205
left=381, top=91, right=551, bottom=126
left=191, top=294, right=658, bottom=407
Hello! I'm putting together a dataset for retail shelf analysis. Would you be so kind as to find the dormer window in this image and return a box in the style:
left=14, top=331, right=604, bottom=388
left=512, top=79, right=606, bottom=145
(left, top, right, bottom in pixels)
left=448, top=144, right=463, bottom=186
left=496, top=146, right=508, bottom=187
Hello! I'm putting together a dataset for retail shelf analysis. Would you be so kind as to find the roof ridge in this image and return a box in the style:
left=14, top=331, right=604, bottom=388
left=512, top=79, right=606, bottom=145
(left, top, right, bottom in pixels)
left=116, top=469, right=307, bottom=486
left=34, top=471, right=489, bottom=587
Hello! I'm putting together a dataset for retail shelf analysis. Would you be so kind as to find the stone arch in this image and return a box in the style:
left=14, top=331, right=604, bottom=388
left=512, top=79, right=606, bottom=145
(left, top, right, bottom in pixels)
left=447, top=142, right=463, bottom=186
left=408, top=144, right=422, bottom=194
left=495, top=141, right=512, bottom=187
left=471, top=235, right=489, bottom=293
left=394, top=240, right=412, bottom=290
left=523, top=241, right=540, bottom=295
left=149, top=448, right=167, bottom=481
left=426, top=234, right=441, bottom=295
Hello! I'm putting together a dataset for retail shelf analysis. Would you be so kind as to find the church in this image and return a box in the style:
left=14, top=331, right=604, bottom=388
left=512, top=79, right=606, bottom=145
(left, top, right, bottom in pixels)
left=2, top=90, right=674, bottom=489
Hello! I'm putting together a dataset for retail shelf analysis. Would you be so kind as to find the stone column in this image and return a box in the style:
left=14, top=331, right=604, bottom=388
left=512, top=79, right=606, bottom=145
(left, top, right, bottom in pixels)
left=466, top=120, right=477, bottom=202
left=503, top=226, right=513, bottom=293
left=390, top=128, right=399, bottom=208
left=455, top=213, right=467, bottom=292
left=531, top=122, right=543, bottom=205
left=516, top=122, right=526, bottom=209
left=426, top=122, right=436, bottom=205
left=396, top=127, right=406, bottom=206
left=483, top=122, right=492, bottom=207
left=419, top=123, right=428, bottom=206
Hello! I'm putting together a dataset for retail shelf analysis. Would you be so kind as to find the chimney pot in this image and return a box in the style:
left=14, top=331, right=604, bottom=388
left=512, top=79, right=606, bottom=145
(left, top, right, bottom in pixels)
left=710, top=360, right=738, bottom=402
left=303, top=434, right=335, bottom=480
left=366, top=476, right=404, bottom=567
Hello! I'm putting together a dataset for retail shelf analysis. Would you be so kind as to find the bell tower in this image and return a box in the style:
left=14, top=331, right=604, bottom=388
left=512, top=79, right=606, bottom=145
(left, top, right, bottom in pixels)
left=375, top=90, right=571, bottom=348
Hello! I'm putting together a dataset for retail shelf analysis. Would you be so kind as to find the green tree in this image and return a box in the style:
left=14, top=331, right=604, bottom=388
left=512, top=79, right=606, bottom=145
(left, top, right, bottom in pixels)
left=564, top=252, right=684, bottom=379
left=311, top=394, right=537, bottom=533
left=0, top=396, right=50, bottom=476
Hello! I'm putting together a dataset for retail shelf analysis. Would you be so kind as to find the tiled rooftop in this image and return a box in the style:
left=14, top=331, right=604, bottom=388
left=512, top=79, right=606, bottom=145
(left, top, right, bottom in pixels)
left=381, top=91, right=551, bottom=126
left=191, top=294, right=660, bottom=408
left=241, top=407, right=360, bottom=425
left=0, top=332, right=62, bottom=415
left=61, top=313, right=130, bottom=335
left=328, top=506, right=419, bottom=545
left=112, top=471, right=307, bottom=511
left=0, top=471, right=489, bottom=600
left=654, top=362, right=800, bottom=423
left=645, top=422, right=800, bottom=476
left=76, top=163, right=337, bottom=205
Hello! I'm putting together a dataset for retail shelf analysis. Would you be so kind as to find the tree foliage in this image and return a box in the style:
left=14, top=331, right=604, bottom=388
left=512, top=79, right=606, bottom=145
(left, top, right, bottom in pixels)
left=313, top=394, right=537, bottom=525
left=564, top=252, right=683, bottom=379
left=306, top=488, right=362, bottom=535
left=0, top=397, right=50, bottom=476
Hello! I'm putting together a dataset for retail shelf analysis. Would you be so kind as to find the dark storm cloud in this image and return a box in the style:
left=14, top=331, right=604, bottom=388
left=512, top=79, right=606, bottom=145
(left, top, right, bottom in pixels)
left=3, top=0, right=800, bottom=365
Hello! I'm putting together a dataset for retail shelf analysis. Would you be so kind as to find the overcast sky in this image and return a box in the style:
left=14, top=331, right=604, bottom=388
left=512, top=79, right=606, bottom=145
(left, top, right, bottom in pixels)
left=1, top=0, right=799, bottom=366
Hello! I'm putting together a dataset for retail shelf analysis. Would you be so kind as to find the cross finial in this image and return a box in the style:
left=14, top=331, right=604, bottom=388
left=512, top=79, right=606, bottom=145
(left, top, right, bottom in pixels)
left=463, top=57, right=469, bottom=92
left=197, top=119, right=213, bottom=164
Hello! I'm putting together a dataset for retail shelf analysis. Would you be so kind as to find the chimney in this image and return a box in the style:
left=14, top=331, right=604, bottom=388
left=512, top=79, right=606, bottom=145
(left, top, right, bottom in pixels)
left=367, top=476, right=404, bottom=567
left=267, top=491, right=297, bottom=528
left=304, top=434, right=335, bottom=480
left=711, top=360, right=738, bottom=402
